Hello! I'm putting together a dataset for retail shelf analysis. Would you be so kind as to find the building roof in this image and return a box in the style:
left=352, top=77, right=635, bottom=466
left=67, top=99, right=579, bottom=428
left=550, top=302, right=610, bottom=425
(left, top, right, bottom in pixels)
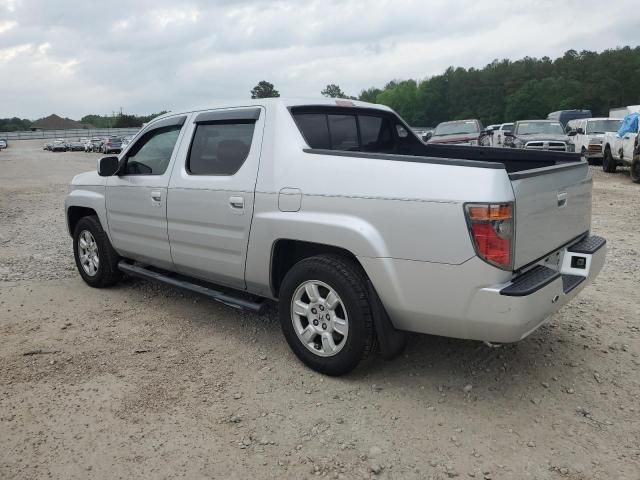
left=30, top=114, right=93, bottom=130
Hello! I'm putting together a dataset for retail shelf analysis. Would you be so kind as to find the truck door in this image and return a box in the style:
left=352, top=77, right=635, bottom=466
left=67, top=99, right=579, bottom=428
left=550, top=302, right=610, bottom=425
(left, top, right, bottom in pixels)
left=622, top=132, right=637, bottom=161
left=167, top=107, right=265, bottom=289
left=576, top=120, right=587, bottom=153
left=105, top=115, right=187, bottom=270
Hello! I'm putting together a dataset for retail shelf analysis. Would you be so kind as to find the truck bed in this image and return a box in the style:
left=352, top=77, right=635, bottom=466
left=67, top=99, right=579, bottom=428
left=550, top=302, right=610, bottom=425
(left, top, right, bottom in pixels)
left=417, top=144, right=582, bottom=174
left=304, top=141, right=590, bottom=271
left=305, top=144, right=584, bottom=177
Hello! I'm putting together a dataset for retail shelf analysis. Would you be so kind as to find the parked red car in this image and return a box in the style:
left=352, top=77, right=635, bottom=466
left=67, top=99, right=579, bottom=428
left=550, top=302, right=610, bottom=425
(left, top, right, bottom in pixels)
left=426, top=119, right=483, bottom=145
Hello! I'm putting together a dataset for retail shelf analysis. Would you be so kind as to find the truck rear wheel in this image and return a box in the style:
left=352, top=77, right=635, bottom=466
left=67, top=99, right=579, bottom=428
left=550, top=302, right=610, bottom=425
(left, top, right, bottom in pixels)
left=631, top=155, right=640, bottom=184
left=73, top=215, right=121, bottom=288
left=603, top=147, right=617, bottom=173
left=278, top=255, right=374, bottom=376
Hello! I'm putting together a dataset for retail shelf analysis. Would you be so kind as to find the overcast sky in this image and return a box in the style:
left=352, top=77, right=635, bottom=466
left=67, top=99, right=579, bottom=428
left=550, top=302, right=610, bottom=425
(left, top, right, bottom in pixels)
left=0, top=0, right=637, bottom=119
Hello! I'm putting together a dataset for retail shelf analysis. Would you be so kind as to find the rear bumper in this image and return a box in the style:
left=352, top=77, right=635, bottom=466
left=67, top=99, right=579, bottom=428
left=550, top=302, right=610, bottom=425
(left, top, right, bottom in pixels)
left=360, top=235, right=606, bottom=343
left=465, top=236, right=606, bottom=342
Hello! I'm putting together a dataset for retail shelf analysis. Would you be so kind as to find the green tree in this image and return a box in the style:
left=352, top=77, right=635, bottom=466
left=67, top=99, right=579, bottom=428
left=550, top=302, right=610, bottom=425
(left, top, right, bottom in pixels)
left=251, top=81, right=280, bottom=99
left=0, top=117, right=32, bottom=132
left=358, top=87, right=382, bottom=103
left=321, top=84, right=348, bottom=98
left=113, top=114, right=140, bottom=128
left=375, top=80, right=420, bottom=125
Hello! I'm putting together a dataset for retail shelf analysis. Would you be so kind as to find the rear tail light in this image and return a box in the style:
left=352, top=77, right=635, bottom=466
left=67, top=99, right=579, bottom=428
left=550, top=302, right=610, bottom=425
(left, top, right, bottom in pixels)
left=464, top=203, right=514, bottom=270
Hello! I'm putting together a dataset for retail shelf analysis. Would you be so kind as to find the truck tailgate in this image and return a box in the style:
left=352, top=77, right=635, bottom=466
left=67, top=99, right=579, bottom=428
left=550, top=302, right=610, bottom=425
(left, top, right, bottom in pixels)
left=510, top=162, right=592, bottom=270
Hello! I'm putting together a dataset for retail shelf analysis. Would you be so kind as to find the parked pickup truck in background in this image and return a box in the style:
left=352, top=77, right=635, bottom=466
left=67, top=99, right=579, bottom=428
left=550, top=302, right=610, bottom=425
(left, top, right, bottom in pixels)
left=602, top=113, right=639, bottom=173
left=425, top=119, right=483, bottom=145
left=504, top=120, right=575, bottom=152
left=65, top=98, right=606, bottom=375
left=567, top=117, right=622, bottom=164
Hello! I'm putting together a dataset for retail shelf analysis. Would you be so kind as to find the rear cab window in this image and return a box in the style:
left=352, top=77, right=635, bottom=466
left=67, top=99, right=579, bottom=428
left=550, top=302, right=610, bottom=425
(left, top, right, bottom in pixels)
left=291, top=106, right=421, bottom=154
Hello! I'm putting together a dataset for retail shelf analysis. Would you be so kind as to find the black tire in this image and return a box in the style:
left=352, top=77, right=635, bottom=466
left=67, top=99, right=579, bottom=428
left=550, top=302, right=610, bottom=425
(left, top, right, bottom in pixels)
left=278, top=255, right=375, bottom=376
left=73, top=215, right=121, bottom=288
left=631, top=155, right=640, bottom=184
left=581, top=147, right=596, bottom=165
left=603, top=146, right=617, bottom=173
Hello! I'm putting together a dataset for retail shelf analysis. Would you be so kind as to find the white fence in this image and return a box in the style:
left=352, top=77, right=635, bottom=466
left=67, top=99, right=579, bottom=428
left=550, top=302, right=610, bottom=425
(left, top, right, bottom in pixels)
left=0, top=127, right=140, bottom=141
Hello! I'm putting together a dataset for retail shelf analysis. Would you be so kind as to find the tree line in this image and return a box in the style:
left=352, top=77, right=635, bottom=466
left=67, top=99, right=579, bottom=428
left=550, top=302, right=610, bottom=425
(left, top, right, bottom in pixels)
left=252, top=46, right=640, bottom=126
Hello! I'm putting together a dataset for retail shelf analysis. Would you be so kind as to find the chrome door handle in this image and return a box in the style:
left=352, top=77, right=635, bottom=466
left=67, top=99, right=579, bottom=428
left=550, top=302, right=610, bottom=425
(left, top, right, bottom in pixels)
left=151, top=190, right=162, bottom=203
left=229, top=196, right=244, bottom=209
left=557, top=192, right=568, bottom=208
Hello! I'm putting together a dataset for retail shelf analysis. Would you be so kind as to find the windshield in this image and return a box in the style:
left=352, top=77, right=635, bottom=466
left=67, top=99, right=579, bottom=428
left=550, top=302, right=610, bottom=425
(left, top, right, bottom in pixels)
left=501, top=123, right=514, bottom=132
left=586, top=119, right=622, bottom=134
left=434, top=120, right=479, bottom=136
left=516, top=121, right=564, bottom=135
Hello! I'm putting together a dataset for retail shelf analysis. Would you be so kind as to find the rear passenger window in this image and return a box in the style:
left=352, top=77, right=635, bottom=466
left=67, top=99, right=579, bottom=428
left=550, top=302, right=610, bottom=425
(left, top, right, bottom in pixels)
left=187, top=122, right=255, bottom=175
left=327, top=114, right=358, bottom=151
left=295, top=114, right=330, bottom=149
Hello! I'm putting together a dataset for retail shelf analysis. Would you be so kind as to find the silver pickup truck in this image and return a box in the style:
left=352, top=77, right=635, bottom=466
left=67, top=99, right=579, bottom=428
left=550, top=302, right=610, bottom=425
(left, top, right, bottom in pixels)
left=65, top=98, right=606, bottom=375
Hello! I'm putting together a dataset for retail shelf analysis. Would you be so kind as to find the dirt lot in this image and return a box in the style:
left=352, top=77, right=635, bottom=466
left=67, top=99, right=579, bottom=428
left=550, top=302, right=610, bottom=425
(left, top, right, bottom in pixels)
left=0, top=140, right=638, bottom=480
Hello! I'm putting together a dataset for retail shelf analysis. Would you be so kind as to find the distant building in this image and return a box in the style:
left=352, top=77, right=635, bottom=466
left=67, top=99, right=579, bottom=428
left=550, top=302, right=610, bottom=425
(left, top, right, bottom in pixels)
left=30, top=114, right=94, bottom=131
left=609, top=105, right=640, bottom=119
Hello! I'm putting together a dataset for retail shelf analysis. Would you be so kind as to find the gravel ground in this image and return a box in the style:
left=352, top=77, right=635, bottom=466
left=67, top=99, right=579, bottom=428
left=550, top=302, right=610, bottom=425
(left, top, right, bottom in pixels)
left=1, top=140, right=639, bottom=480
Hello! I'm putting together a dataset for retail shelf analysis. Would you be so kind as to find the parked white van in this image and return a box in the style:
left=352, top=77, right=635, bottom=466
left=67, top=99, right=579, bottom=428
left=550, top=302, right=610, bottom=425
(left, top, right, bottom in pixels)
left=567, top=118, right=622, bottom=164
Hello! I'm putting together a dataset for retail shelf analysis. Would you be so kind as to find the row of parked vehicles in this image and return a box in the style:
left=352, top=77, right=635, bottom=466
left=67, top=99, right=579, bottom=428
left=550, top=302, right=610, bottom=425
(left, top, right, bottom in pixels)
left=422, top=109, right=639, bottom=182
left=43, top=135, right=134, bottom=154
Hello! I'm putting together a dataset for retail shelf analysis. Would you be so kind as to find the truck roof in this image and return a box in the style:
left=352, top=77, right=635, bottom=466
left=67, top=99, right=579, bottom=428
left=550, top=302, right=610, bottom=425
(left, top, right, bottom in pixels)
left=153, top=98, right=394, bottom=122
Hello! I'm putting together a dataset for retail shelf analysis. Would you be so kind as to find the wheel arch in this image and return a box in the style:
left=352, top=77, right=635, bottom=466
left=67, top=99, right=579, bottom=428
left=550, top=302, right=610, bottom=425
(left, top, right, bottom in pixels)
left=270, top=239, right=361, bottom=298
left=65, top=187, right=110, bottom=239
left=67, top=206, right=98, bottom=236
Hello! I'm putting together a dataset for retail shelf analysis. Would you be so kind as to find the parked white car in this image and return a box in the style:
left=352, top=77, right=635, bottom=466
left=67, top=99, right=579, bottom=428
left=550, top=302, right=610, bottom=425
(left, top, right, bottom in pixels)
left=567, top=118, right=622, bottom=164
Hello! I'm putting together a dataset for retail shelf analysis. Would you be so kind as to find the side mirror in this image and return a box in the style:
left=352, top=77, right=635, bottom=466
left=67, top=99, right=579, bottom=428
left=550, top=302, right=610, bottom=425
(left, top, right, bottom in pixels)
left=423, top=131, right=433, bottom=141
left=98, top=156, right=120, bottom=176
left=567, top=130, right=577, bottom=136
left=503, top=131, right=514, bottom=137
left=577, top=128, right=584, bottom=135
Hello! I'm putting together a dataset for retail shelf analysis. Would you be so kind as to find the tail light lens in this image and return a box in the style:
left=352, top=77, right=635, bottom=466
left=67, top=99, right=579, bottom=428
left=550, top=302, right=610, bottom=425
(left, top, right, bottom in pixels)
left=464, top=203, right=514, bottom=270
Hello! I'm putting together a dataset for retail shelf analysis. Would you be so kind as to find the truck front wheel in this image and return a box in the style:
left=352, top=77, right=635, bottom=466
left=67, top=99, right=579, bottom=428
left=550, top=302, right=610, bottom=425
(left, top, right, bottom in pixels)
left=278, top=255, right=375, bottom=376
left=603, top=147, right=617, bottom=173
left=73, top=216, right=121, bottom=288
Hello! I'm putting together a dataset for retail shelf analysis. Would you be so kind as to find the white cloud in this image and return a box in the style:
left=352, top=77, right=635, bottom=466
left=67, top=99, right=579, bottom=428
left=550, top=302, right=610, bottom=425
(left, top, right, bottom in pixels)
left=151, top=6, right=200, bottom=29
left=0, top=19, right=17, bottom=33
left=0, top=0, right=637, bottom=119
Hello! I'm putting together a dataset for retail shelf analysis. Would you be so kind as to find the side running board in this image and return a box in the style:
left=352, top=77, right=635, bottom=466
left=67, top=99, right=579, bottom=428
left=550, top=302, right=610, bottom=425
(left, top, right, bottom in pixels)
left=118, top=261, right=266, bottom=314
